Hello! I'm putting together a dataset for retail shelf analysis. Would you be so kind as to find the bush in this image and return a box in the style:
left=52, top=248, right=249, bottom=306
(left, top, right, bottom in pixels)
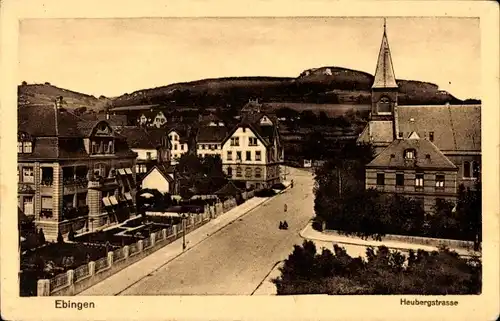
left=271, top=183, right=286, bottom=190
left=255, top=188, right=277, bottom=197
left=273, top=241, right=481, bottom=295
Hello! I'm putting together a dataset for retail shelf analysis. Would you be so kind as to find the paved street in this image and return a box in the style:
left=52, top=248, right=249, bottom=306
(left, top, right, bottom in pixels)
left=119, top=167, right=315, bottom=295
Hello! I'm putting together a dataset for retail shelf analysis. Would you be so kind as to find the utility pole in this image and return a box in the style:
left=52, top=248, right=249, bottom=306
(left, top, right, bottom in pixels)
left=337, top=167, right=342, bottom=196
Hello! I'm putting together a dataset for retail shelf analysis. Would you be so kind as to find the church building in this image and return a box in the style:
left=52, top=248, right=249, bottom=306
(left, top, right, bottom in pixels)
left=357, top=21, right=481, bottom=213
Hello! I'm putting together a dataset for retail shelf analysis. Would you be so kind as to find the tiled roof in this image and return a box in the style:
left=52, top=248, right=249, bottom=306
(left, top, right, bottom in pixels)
left=357, top=120, right=394, bottom=146
left=367, top=135, right=457, bottom=170
left=397, top=105, right=481, bottom=152
left=196, top=126, right=229, bottom=143
left=114, top=127, right=168, bottom=149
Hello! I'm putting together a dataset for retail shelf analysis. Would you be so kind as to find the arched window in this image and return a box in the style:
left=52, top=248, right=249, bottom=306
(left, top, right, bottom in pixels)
left=18, top=132, right=33, bottom=154
left=378, top=96, right=391, bottom=113
left=463, top=161, right=471, bottom=178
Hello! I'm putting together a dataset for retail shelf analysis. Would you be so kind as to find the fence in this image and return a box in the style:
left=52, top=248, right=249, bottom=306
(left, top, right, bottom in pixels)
left=94, top=257, right=109, bottom=272
left=74, top=264, right=90, bottom=281
left=39, top=194, right=253, bottom=296
left=49, top=272, right=69, bottom=291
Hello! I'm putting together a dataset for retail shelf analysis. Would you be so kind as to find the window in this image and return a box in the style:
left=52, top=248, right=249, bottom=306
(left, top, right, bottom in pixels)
left=404, top=149, right=415, bottom=159
left=236, top=151, right=242, bottom=161
left=146, top=152, right=152, bottom=160
left=181, top=144, right=185, bottom=151
left=463, top=161, right=471, bottom=178
left=435, top=174, right=445, bottom=188
left=230, top=137, right=240, bottom=146
left=227, top=167, right=233, bottom=177
left=108, top=141, right=114, bottom=153
left=396, top=173, right=404, bottom=186
left=415, top=173, right=424, bottom=187
left=41, top=196, right=53, bottom=209
left=91, top=141, right=98, bottom=154
left=174, top=144, right=178, bottom=150
left=472, top=161, right=480, bottom=179
left=23, top=141, right=32, bottom=153
left=23, top=196, right=34, bottom=216
left=249, top=137, right=258, bottom=146
left=236, top=167, right=242, bottom=177
left=378, top=96, right=391, bottom=113
left=198, top=144, right=202, bottom=149
left=398, top=132, right=404, bottom=139
left=429, top=131, right=434, bottom=142
left=376, top=173, right=385, bottom=186
left=245, top=167, right=252, bottom=178
left=227, top=151, right=233, bottom=161
left=255, top=151, right=262, bottom=161
left=255, top=168, right=262, bottom=178
left=22, top=167, right=34, bottom=183
left=246, top=151, right=251, bottom=161
left=202, top=144, right=205, bottom=150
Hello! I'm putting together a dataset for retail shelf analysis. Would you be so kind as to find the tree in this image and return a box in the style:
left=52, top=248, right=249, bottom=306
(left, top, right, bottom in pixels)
left=37, top=229, right=46, bottom=246
left=57, top=231, right=64, bottom=244
left=68, top=226, right=75, bottom=241
left=21, top=81, right=28, bottom=86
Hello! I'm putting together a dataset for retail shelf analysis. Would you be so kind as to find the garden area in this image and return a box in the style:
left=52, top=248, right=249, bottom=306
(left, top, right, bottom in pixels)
left=273, top=240, right=482, bottom=295
left=20, top=240, right=112, bottom=296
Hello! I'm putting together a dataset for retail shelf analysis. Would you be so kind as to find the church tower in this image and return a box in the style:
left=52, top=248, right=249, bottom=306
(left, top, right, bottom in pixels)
left=370, top=19, right=398, bottom=123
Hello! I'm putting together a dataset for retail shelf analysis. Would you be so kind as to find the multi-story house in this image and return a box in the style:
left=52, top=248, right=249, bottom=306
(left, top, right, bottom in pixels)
left=18, top=101, right=138, bottom=240
left=113, top=127, right=171, bottom=181
left=357, top=23, right=481, bottom=212
left=196, top=126, right=228, bottom=159
left=167, top=127, right=189, bottom=164
left=221, top=111, right=284, bottom=189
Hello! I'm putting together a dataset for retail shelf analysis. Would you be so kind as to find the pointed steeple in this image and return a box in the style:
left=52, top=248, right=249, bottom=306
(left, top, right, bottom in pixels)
left=372, top=19, right=398, bottom=89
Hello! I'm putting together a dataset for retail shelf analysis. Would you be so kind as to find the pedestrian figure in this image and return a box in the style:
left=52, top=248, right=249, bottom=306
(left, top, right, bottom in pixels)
left=283, top=221, right=288, bottom=229
left=279, top=221, right=283, bottom=229
left=291, top=179, right=294, bottom=188
left=284, top=204, right=288, bottom=213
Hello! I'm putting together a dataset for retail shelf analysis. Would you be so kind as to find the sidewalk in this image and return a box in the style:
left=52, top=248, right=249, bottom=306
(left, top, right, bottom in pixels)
left=79, top=196, right=273, bottom=296
left=300, top=223, right=480, bottom=258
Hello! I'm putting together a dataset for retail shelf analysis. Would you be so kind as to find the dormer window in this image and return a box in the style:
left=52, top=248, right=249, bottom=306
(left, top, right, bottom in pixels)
left=404, top=149, right=416, bottom=160
left=18, top=132, right=33, bottom=154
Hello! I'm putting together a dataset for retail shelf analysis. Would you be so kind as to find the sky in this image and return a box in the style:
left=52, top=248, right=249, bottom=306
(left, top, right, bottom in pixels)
left=18, top=17, right=480, bottom=100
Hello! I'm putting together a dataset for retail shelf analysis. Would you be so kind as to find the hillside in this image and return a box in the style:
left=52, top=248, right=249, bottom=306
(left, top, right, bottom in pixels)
left=18, top=66, right=480, bottom=111
left=18, top=83, right=112, bottom=110
left=110, top=66, right=472, bottom=108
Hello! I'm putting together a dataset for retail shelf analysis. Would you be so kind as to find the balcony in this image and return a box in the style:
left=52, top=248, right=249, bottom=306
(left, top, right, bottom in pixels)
left=63, top=177, right=89, bottom=194
left=62, top=205, right=89, bottom=221
left=40, top=209, right=54, bottom=219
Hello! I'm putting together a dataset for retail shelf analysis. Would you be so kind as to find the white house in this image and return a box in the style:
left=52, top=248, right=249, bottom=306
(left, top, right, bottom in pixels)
left=221, top=112, right=283, bottom=189
left=196, top=126, right=228, bottom=159
left=168, top=128, right=189, bottom=164
left=141, top=164, right=177, bottom=195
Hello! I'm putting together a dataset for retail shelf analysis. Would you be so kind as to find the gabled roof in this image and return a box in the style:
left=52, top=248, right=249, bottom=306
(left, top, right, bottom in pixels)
left=196, top=126, right=229, bottom=143
left=222, top=111, right=280, bottom=147
left=367, top=136, right=457, bottom=170
left=166, top=126, right=189, bottom=143
left=18, top=105, right=83, bottom=137
left=397, top=104, right=481, bottom=152
left=215, top=181, right=243, bottom=196
left=114, top=127, right=169, bottom=149
left=143, top=164, right=175, bottom=183
left=372, top=22, right=398, bottom=89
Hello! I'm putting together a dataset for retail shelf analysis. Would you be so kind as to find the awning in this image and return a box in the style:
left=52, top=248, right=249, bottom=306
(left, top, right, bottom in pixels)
left=118, top=169, right=126, bottom=175
left=102, top=197, right=112, bottom=207
left=125, top=168, right=133, bottom=175
left=124, top=192, right=133, bottom=201
left=109, top=195, right=118, bottom=205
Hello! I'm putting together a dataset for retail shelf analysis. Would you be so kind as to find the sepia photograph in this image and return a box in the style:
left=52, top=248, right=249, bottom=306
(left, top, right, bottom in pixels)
left=1, top=1, right=499, bottom=320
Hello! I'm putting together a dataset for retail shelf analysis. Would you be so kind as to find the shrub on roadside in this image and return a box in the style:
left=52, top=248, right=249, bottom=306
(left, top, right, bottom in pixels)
left=255, top=188, right=277, bottom=197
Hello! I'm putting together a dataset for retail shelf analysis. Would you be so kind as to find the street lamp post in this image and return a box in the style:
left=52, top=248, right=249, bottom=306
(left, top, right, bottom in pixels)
left=181, top=212, right=187, bottom=250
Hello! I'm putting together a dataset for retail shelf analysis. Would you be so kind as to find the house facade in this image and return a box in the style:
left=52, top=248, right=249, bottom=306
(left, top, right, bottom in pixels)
left=137, top=110, right=168, bottom=128
left=357, top=23, right=481, bottom=212
left=196, top=125, right=228, bottom=159
left=140, top=164, right=178, bottom=195
left=168, top=128, right=189, bottom=164
left=114, top=127, right=171, bottom=181
left=221, top=111, right=284, bottom=189
left=18, top=101, right=138, bottom=240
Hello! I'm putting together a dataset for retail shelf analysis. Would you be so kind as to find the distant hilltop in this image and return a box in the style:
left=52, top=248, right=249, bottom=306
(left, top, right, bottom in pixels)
left=18, top=66, right=481, bottom=110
